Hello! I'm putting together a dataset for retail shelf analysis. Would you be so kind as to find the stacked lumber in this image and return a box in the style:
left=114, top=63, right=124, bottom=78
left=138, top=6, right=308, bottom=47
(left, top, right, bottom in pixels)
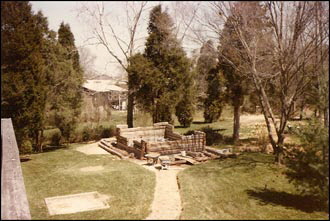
left=165, top=125, right=183, bottom=140
left=116, top=142, right=142, bottom=159
left=186, top=151, right=204, bottom=157
left=194, top=156, right=209, bottom=162
left=175, top=156, right=198, bottom=165
left=205, top=146, right=239, bottom=158
left=115, top=122, right=208, bottom=160
left=202, top=151, right=219, bottom=159
left=169, top=159, right=187, bottom=165
left=98, top=141, right=129, bottom=159
left=116, top=135, right=128, bottom=145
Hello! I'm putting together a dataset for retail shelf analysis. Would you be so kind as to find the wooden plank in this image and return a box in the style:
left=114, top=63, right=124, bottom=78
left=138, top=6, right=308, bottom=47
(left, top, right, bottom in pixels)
left=1, top=118, right=31, bottom=220
left=98, top=143, right=126, bottom=159
left=175, top=156, right=197, bottom=165
left=205, top=147, right=222, bottom=156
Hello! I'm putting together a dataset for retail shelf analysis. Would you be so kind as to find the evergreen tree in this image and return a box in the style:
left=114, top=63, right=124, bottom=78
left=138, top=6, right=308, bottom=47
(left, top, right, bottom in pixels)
left=203, top=68, right=226, bottom=123
left=218, top=1, right=268, bottom=142
left=175, top=69, right=196, bottom=127
left=140, top=5, right=192, bottom=124
left=1, top=1, right=49, bottom=152
left=54, top=22, right=84, bottom=142
left=196, top=40, right=218, bottom=108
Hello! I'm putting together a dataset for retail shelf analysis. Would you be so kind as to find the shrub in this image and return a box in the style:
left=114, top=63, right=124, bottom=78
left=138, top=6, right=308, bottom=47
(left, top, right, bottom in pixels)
left=101, top=125, right=116, bottom=138
left=285, top=118, right=329, bottom=206
left=81, top=125, right=116, bottom=142
left=82, top=126, right=92, bottom=141
left=175, top=96, right=194, bottom=128
left=200, top=126, right=223, bottom=146
left=184, top=130, right=195, bottom=136
left=50, top=130, right=62, bottom=146
left=20, top=139, right=33, bottom=154
left=254, top=124, right=269, bottom=152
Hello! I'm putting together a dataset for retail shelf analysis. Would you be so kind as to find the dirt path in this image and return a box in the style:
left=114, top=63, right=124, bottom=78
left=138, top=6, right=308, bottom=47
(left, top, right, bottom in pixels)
left=75, top=142, right=110, bottom=155
left=128, top=159, right=186, bottom=220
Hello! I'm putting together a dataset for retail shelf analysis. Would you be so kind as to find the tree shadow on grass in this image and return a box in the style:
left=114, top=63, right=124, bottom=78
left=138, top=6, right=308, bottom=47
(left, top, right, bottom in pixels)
left=238, top=137, right=259, bottom=144
left=40, top=145, right=68, bottom=153
left=174, top=125, right=186, bottom=128
left=192, top=121, right=207, bottom=124
left=246, top=188, right=328, bottom=213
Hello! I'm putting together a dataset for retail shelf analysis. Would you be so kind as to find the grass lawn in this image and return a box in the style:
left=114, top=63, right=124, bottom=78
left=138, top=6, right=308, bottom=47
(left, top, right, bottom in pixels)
left=21, top=143, right=155, bottom=220
left=177, top=153, right=329, bottom=220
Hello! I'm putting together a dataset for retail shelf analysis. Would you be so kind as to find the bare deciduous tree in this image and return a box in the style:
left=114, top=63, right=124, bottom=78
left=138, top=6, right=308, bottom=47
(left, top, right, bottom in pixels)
left=77, top=1, right=148, bottom=127
left=78, top=46, right=97, bottom=79
left=204, top=1, right=327, bottom=164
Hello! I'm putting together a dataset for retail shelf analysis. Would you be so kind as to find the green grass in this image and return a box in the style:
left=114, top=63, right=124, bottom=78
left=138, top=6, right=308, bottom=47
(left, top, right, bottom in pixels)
left=21, top=144, right=155, bottom=220
left=173, top=107, right=234, bottom=135
left=177, top=153, right=329, bottom=220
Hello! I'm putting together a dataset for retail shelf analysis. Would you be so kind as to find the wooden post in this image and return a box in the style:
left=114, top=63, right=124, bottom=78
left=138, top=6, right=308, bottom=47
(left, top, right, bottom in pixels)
left=1, top=118, right=31, bottom=220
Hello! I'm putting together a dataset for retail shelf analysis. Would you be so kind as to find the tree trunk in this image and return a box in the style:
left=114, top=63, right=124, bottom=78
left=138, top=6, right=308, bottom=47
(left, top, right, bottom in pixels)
left=274, top=134, right=285, bottom=165
left=40, top=130, right=44, bottom=152
left=299, top=101, right=305, bottom=120
left=324, top=107, right=329, bottom=128
left=233, top=102, right=240, bottom=143
left=127, top=92, right=134, bottom=128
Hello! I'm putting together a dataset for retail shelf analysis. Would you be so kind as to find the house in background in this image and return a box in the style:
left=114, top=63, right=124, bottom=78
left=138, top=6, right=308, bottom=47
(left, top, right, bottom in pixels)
left=81, top=79, right=127, bottom=122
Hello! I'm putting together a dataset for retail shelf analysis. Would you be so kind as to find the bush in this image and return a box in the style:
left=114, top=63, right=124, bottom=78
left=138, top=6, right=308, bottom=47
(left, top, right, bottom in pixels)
left=254, top=124, right=269, bottom=152
left=81, top=125, right=116, bottom=142
left=175, top=97, right=194, bottom=128
left=200, top=126, right=223, bottom=146
left=20, top=139, right=33, bottom=154
left=82, top=126, right=92, bottom=142
left=101, top=125, right=116, bottom=138
left=184, top=130, right=195, bottom=136
left=285, top=118, right=329, bottom=206
left=50, top=130, right=62, bottom=146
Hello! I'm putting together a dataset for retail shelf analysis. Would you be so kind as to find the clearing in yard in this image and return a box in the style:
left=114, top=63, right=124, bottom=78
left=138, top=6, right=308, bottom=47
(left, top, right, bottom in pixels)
left=21, top=143, right=155, bottom=220
left=177, top=152, right=329, bottom=220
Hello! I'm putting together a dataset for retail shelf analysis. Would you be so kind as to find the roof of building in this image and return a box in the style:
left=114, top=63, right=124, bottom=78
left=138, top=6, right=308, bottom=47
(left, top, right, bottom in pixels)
left=89, top=74, right=113, bottom=80
left=83, top=80, right=127, bottom=92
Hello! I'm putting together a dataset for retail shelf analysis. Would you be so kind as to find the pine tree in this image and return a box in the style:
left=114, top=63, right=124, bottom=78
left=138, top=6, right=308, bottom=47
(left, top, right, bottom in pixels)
left=218, top=1, right=267, bottom=142
left=139, top=5, right=193, bottom=124
left=54, top=22, right=84, bottom=142
left=1, top=1, right=50, bottom=152
left=203, top=68, right=226, bottom=123
left=196, top=40, right=218, bottom=107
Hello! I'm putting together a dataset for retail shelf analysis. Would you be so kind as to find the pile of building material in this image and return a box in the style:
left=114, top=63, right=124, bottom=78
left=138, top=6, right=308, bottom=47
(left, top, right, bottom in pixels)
left=115, top=122, right=206, bottom=159
left=98, top=122, right=239, bottom=165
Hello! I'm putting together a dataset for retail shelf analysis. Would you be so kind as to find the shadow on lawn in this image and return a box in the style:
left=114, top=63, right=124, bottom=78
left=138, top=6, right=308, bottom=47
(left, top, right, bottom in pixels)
left=192, top=121, right=207, bottom=124
left=246, top=188, right=328, bottom=213
left=40, top=145, right=68, bottom=153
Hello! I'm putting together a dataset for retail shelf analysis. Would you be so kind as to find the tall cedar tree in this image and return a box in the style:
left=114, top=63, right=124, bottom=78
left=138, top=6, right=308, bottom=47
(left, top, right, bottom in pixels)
left=199, top=40, right=225, bottom=123
left=55, top=22, right=84, bottom=142
left=141, top=5, right=192, bottom=124
left=1, top=1, right=49, bottom=152
left=203, top=67, right=226, bottom=123
left=218, top=2, right=268, bottom=142
left=196, top=40, right=218, bottom=106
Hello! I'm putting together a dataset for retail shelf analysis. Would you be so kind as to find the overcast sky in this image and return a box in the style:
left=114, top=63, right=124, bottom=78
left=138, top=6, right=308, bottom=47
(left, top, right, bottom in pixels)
left=30, top=1, right=204, bottom=78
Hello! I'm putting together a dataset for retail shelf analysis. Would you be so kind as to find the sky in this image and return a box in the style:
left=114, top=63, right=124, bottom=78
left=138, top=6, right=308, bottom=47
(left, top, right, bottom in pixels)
left=30, top=1, right=204, bottom=78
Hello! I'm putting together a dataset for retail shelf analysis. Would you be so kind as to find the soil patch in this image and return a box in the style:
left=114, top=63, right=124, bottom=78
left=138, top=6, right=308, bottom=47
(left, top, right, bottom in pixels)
left=80, top=166, right=104, bottom=172
left=75, top=143, right=109, bottom=155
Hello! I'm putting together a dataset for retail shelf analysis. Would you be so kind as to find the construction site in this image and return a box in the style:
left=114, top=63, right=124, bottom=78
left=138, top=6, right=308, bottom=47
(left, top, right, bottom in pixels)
left=98, top=122, right=238, bottom=168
